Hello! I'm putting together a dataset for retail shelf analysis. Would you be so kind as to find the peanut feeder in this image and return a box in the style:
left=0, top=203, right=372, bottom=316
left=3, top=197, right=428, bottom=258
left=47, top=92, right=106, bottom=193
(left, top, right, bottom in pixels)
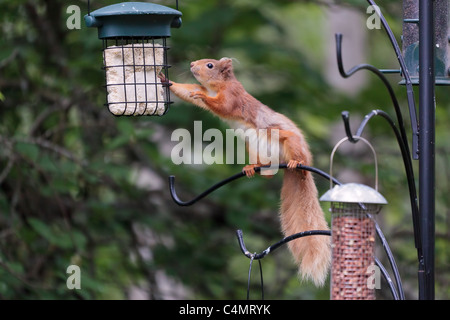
left=320, top=137, right=388, bottom=300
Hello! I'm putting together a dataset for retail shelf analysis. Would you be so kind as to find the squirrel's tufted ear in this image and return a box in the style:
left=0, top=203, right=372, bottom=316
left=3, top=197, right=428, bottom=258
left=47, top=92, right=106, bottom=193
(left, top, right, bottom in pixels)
left=219, top=57, right=233, bottom=78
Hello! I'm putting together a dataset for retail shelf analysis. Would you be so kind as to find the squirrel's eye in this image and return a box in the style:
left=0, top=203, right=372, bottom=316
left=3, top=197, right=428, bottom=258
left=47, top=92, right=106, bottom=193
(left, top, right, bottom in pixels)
left=206, top=63, right=214, bottom=69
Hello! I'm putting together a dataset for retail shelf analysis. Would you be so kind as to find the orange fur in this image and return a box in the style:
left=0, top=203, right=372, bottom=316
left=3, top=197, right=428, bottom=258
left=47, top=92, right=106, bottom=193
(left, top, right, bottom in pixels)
left=166, top=58, right=331, bottom=286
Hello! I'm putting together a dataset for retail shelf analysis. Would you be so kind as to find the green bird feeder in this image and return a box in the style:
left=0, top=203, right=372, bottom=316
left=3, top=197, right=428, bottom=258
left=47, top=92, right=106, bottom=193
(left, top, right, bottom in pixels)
left=85, top=2, right=182, bottom=116
left=401, top=0, right=450, bottom=85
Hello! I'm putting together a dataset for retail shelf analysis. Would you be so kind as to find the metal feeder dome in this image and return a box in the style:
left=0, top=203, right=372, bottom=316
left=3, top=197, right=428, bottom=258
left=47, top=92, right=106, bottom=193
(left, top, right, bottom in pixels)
left=320, top=182, right=388, bottom=219
left=85, top=2, right=182, bottom=116
left=320, top=182, right=388, bottom=206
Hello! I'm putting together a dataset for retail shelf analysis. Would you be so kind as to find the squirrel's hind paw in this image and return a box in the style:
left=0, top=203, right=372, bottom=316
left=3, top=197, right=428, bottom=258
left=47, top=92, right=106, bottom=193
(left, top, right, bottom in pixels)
left=287, top=160, right=308, bottom=178
left=242, top=164, right=258, bottom=178
left=287, top=159, right=301, bottom=169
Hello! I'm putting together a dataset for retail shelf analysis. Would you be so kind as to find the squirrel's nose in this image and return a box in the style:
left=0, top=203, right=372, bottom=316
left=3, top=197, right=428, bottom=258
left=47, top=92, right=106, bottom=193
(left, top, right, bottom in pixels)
left=190, top=62, right=194, bottom=68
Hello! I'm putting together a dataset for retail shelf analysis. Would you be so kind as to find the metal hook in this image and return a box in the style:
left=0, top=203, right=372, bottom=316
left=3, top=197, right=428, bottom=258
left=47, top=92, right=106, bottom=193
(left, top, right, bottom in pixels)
left=341, top=111, right=358, bottom=143
left=341, top=109, right=380, bottom=143
left=169, top=171, right=245, bottom=206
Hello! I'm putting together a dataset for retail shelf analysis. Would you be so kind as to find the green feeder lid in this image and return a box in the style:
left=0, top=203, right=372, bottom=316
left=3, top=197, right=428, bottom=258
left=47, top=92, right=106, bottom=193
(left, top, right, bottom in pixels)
left=85, top=2, right=182, bottom=39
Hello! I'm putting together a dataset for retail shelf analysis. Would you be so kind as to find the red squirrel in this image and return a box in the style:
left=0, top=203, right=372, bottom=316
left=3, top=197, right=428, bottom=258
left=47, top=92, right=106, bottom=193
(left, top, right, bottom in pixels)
left=161, top=58, right=331, bottom=287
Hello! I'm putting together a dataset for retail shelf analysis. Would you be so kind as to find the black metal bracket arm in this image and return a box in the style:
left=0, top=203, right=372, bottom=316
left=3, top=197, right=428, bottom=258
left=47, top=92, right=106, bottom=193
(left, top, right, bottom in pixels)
left=341, top=109, right=418, bottom=216
left=335, top=33, right=418, bottom=159
left=237, top=228, right=402, bottom=300
left=237, top=229, right=331, bottom=300
left=236, top=229, right=331, bottom=261
left=169, top=164, right=340, bottom=207
left=365, top=0, right=419, bottom=160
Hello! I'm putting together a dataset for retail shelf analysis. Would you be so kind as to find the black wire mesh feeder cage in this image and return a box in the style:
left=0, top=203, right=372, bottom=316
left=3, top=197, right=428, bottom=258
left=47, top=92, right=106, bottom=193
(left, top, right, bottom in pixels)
left=85, top=2, right=182, bottom=116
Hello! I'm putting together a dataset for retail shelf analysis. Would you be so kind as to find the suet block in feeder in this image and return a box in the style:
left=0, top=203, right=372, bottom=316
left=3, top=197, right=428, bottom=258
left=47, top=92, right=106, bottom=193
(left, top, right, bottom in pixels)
left=85, top=2, right=182, bottom=116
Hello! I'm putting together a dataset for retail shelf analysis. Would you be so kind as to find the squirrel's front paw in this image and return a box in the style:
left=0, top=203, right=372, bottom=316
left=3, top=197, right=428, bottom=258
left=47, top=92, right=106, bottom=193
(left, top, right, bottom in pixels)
left=158, top=73, right=171, bottom=85
left=189, top=91, right=206, bottom=100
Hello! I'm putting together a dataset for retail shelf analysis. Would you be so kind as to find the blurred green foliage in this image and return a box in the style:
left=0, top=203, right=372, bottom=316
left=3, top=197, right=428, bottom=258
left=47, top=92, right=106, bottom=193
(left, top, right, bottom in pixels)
left=0, top=0, right=449, bottom=300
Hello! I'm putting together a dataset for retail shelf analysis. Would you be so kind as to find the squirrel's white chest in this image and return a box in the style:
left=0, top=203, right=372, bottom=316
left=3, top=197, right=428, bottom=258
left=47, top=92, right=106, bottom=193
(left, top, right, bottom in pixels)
left=206, top=87, right=218, bottom=97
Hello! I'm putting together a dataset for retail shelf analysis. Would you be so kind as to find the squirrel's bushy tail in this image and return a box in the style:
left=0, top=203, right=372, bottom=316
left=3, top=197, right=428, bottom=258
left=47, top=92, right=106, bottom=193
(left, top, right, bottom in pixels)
left=280, top=170, right=331, bottom=287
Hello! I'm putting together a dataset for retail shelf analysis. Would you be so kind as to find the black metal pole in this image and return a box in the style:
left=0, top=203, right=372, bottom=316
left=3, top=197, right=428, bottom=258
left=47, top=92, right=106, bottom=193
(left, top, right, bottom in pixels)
left=419, top=0, right=435, bottom=300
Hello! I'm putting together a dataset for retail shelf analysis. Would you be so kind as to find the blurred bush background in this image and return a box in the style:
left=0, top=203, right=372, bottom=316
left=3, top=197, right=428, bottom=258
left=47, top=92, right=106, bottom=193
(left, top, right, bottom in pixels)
left=0, top=0, right=449, bottom=299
